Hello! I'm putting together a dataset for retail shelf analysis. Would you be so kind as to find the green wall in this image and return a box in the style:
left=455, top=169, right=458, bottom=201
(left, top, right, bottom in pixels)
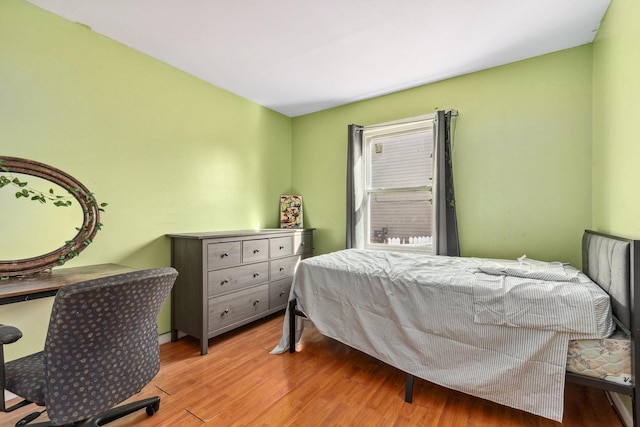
left=292, top=46, right=593, bottom=266
left=5, top=0, right=633, bottom=364
left=0, top=0, right=292, bottom=360
left=592, top=0, right=640, bottom=238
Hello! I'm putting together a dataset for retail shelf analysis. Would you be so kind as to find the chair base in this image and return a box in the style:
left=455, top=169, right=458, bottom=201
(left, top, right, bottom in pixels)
left=2, top=398, right=34, bottom=413
left=20, top=396, right=161, bottom=427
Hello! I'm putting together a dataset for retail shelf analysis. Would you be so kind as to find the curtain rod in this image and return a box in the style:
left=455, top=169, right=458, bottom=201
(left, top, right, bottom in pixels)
left=358, top=109, right=458, bottom=131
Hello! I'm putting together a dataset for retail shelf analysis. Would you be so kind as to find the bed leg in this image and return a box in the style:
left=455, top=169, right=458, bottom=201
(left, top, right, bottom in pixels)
left=405, top=374, right=414, bottom=403
left=289, top=298, right=297, bottom=354
left=633, top=387, right=639, bottom=427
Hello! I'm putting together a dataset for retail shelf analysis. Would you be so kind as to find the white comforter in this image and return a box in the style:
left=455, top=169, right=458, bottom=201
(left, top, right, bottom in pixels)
left=272, top=249, right=614, bottom=422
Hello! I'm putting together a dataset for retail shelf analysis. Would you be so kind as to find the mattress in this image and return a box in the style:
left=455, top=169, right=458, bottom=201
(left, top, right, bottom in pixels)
left=567, top=325, right=631, bottom=385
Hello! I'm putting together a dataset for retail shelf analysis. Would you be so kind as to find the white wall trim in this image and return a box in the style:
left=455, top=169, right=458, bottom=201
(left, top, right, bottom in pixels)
left=3, top=390, right=18, bottom=402
left=158, top=332, right=173, bottom=345
left=608, top=391, right=632, bottom=427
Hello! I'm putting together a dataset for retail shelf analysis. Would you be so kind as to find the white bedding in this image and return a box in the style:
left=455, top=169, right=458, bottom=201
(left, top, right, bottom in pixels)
left=271, top=249, right=615, bottom=422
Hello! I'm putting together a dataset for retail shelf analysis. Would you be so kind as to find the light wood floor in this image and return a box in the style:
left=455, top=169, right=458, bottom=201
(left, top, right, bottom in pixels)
left=3, top=312, right=624, bottom=426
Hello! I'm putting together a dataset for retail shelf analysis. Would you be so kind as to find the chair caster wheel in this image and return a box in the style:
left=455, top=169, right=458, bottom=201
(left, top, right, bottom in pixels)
left=146, top=402, right=160, bottom=416
left=16, top=411, right=42, bottom=426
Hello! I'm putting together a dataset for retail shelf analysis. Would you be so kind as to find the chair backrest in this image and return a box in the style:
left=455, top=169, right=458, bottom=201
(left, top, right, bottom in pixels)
left=43, top=267, right=177, bottom=425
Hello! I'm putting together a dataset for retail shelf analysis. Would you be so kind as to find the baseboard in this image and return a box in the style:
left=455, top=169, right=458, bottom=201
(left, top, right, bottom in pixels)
left=3, top=390, right=18, bottom=402
left=159, top=331, right=187, bottom=344
left=158, top=331, right=173, bottom=345
left=4, top=333, right=178, bottom=403
left=608, top=391, right=633, bottom=427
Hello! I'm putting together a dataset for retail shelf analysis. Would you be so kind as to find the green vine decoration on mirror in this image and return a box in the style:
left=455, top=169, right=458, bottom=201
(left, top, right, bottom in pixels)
left=0, top=157, right=108, bottom=277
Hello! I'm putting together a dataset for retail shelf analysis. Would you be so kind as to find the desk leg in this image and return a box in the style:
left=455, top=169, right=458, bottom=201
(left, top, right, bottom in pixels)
left=170, top=287, right=178, bottom=342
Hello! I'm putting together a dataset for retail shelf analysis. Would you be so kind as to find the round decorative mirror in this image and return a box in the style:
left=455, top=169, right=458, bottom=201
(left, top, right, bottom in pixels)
left=0, top=156, right=104, bottom=277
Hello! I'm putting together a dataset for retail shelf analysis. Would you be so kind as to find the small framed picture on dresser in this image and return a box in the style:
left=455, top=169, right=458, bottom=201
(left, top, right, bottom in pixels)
left=280, top=195, right=303, bottom=228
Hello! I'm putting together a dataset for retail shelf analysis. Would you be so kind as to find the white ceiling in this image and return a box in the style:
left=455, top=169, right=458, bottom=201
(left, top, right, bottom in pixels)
left=26, top=0, right=611, bottom=117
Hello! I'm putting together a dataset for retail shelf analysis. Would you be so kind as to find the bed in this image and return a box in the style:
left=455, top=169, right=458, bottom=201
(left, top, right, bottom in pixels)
left=272, top=230, right=639, bottom=425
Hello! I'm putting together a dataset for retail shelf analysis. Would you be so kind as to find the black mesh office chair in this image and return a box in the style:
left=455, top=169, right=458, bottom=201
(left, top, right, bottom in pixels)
left=0, top=267, right=178, bottom=426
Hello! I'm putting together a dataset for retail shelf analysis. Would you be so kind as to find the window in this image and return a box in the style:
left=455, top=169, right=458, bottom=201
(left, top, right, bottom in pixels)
left=362, top=116, right=435, bottom=252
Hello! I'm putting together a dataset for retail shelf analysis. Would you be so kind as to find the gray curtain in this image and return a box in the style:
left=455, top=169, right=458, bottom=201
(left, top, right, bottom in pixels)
left=346, top=124, right=363, bottom=249
left=433, top=110, right=460, bottom=256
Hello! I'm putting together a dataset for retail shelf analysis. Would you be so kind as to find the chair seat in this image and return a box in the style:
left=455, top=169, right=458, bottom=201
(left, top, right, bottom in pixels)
left=5, top=351, right=46, bottom=405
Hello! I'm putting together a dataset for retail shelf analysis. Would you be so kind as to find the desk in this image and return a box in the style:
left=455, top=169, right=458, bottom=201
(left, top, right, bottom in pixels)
left=0, top=264, right=134, bottom=305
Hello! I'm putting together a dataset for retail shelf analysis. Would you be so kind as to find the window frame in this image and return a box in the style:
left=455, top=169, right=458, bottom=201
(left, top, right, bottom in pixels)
left=361, top=116, right=435, bottom=253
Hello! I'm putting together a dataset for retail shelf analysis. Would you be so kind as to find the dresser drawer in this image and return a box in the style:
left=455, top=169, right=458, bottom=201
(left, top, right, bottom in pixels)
left=270, top=236, right=294, bottom=258
left=269, top=276, right=293, bottom=309
left=242, top=239, right=269, bottom=263
left=207, top=241, right=241, bottom=269
left=208, top=285, right=269, bottom=332
left=207, top=262, right=269, bottom=296
left=270, top=255, right=301, bottom=280
left=294, top=232, right=313, bottom=255
left=170, top=228, right=313, bottom=355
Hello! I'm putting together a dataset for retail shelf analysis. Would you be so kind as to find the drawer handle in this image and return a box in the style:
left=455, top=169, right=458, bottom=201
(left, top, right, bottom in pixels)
left=221, top=309, right=230, bottom=317
left=253, top=272, right=260, bottom=278
left=253, top=249, right=260, bottom=254
left=279, top=291, right=286, bottom=297
left=221, top=252, right=229, bottom=258
left=253, top=299, right=261, bottom=306
left=221, top=279, right=229, bottom=285
left=279, top=245, right=285, bottom=250
left=279, top=267, right=285, bottom=272
left=301, top=242, right=305, bottom=246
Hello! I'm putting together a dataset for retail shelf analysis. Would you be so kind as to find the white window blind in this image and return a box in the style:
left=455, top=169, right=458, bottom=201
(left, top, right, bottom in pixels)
left=363, top=117, right=434, bottom=252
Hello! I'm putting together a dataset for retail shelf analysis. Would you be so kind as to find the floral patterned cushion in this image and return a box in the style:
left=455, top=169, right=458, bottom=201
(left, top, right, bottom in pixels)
left=567, top=327, right=631, bottom=385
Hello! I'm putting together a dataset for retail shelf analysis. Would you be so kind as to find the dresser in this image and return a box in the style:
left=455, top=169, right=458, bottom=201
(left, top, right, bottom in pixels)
left=168, top=229, right=314, bottom=355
